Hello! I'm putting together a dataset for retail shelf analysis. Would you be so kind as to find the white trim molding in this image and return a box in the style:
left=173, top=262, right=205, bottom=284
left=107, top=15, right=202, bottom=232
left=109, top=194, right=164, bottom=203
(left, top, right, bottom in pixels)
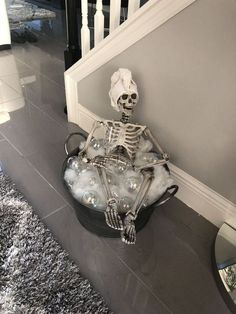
left=74, top=103, right=236, bottom=228
left=169, top=164, right=236, bottom=227
left=65, top=0, right=197, bottom=122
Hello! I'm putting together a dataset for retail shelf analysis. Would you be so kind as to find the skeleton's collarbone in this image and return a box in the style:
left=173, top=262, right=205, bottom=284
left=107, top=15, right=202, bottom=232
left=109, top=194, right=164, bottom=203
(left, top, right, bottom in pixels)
left=105, top=120, right=146, bottom=130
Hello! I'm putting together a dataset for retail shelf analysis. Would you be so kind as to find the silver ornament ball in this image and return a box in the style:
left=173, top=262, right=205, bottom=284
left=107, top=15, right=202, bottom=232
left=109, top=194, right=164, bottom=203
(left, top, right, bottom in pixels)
left=67, top=156, right=87, bottom=174
left=115, top=163, right=127, bottom=174
left=119, top=197, right=133, bottom=213
left=89, top=176, right=97, bottom=186
left=125, top=176, right=141, bottom=192
left=90, top=138, right=103, bottom=150
left=107, top=173, right=118, bottom=186
left=111, top=187, right=120, bottom=199
left=82, top=191, right=98, bottom=208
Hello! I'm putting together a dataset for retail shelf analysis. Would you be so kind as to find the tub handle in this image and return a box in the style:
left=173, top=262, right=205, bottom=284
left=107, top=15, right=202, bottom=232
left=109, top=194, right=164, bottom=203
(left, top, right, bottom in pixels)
left=64, top=132, right=87, bottom=156
left=152, top=185, right=179, bottom=207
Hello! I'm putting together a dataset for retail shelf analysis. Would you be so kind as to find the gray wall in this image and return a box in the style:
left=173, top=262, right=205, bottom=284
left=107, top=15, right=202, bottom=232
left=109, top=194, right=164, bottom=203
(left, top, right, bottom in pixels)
left=77, top=0, right=236, bottom=203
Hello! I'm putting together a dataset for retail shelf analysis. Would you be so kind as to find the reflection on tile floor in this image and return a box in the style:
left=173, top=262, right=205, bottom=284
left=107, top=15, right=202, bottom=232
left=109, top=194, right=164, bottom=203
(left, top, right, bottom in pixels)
left=0, top=5, right=230, bottom=314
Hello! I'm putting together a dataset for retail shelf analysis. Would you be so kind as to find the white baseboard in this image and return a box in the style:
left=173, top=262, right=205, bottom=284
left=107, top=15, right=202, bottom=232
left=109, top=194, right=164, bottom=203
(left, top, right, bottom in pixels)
left=74, top=102, right=236, bottom=228
left=168, top=164, right=236, bottom=227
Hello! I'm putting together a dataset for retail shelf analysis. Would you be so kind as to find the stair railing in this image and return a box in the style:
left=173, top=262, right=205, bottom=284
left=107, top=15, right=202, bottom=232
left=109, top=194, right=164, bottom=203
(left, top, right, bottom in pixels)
left=81, top=0, right=141, bottom=57
left=81, top=0, right=90, bottom=56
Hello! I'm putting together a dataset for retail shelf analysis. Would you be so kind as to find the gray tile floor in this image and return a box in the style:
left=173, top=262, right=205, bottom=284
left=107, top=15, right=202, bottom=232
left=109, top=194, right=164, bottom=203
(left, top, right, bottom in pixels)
left=0, top=7, right=230, bottom=314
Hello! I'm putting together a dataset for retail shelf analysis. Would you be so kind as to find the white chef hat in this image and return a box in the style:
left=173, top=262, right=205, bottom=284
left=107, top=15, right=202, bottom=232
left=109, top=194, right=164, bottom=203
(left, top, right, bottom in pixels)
left=109, top=68, right=139, bottom=112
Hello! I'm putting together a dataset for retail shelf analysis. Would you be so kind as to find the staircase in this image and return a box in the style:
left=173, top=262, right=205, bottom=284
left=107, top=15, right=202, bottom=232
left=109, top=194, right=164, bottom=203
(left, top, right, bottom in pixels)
left=64, top=0, right=196, bottom=127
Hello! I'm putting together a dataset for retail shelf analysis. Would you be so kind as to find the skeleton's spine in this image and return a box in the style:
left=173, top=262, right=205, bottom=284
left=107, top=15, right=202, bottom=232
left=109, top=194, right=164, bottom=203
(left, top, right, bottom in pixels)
left=121, top=113, right=129, bottom=124
left=118, top=113, right=130, bottom=155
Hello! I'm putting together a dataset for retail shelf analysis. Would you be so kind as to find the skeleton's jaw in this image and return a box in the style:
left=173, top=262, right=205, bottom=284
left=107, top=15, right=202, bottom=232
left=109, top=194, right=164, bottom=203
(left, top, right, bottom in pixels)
left=124, top=109, right=133, bottom=116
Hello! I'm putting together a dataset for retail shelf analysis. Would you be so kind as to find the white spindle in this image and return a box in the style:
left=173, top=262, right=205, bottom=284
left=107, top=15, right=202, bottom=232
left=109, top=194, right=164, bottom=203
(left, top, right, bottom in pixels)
left=128, top=0, right=140, bottom=18
left=81, top=0, right=90, bottom=56
left=109, top=0, right=121, bottom=34
left=94, top=0, right=104, bottom=46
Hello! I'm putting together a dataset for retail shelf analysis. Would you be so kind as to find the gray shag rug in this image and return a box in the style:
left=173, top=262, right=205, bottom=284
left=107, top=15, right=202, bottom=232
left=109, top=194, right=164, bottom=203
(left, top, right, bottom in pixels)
left=0, top=172, right=112, bottom=314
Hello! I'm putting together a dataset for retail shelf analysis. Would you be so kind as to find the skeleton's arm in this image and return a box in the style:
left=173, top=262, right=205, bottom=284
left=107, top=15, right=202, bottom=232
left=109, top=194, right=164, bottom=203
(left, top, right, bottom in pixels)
left=144, top=128, right=166, bottom=154
left=136, top=127, right=169, bottom=171
left=79, top=120, right=104, bottom=157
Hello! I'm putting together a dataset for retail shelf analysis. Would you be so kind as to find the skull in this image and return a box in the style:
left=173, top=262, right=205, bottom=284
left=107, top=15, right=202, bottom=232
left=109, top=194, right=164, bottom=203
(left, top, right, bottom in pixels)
left=117, top=92, right=138, bottom=116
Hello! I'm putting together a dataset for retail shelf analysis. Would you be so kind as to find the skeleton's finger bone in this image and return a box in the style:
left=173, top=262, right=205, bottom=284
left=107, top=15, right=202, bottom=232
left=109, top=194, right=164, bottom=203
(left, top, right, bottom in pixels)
left=128, top=231, right=134, bottom=243
left=106, top=209, right=123, bottom=230
left=111, top=210, right=118, bottom=229
left=105, top=212, right=112, bottom=227
left=121, top=225, right=135, bottom=245
left=132, top=232, right=136, bottom=244
left=108, top=212, right=117, bottom=229
left=105, top=212, right=116, bottom=229
left=124, top=224, right=136, bottom=244
left=115, top=212, right=123, bottom=230
left=127, top=231, right=135, bottom=244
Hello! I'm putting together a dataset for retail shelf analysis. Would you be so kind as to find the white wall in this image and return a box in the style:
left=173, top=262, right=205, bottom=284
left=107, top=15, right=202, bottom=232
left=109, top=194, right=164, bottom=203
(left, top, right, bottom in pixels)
left=0, top=0, right=11, bottom=46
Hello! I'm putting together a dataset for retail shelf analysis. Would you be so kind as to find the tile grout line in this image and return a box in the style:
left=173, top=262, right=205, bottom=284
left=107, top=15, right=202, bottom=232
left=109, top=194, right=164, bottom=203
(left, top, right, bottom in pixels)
left=42, top=204, right=67, bottom=220
left=25, top=158, right=80, bottom=210
left=48, top=199, right=174, bottom=312
left=0, top=74, right=24, bottom=100
left=0, top=124, right=73, bottom=209
left=0, top=72, right=67, bottom=130
left=102, top=238, right=173, bottom=314
left=0, top=135, right=68, bottom=206
left=0, top=132, right=24, bottom=157
left=0, top=95, right=24, bottom=107
left=0, top=75, right=22, bottom=94
left=0, top=72, right=29, bottom=95
left=26, top=158, right=68, bottom=202
left=54, top=201, right=171, bottom=309
left=2, top=48, right=64, bottom=88
left=0, top=82, right=68, bottom=130
left=11, top=52, right=65, bottom=88
left=30, top=101, right=68, bottom=131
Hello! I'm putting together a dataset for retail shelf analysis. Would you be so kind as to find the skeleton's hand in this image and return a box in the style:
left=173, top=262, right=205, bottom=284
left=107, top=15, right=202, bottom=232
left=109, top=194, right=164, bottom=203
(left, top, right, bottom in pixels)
left=91, top=155, right=107, bottom=168
left=105, top=155, right=132, bottom=168
left=105, top=199, right=123, bottom=230
left=116, top=155, right=132, bottom=167
left=78, top=151, right=90, bottom=163
left=134, top=152, right=169, bottom=171
left=121, top=212, right=136, bottom=244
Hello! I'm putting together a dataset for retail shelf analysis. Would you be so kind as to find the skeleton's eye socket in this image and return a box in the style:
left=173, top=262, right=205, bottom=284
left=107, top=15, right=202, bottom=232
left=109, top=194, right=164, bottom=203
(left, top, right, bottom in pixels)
left=131, top=93, right=137, bottom=99
left=122, top=94, right=128, bottom=100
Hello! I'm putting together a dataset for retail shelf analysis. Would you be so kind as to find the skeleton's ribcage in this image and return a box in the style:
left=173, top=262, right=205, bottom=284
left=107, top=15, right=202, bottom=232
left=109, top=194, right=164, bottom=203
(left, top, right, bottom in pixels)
left=104, top=121, right=146, bottom=160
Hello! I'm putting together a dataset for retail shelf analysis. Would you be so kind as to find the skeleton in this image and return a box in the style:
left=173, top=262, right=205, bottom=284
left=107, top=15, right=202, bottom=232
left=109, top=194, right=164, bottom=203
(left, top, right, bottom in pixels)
left=79, top=69, right=169, bottom=244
